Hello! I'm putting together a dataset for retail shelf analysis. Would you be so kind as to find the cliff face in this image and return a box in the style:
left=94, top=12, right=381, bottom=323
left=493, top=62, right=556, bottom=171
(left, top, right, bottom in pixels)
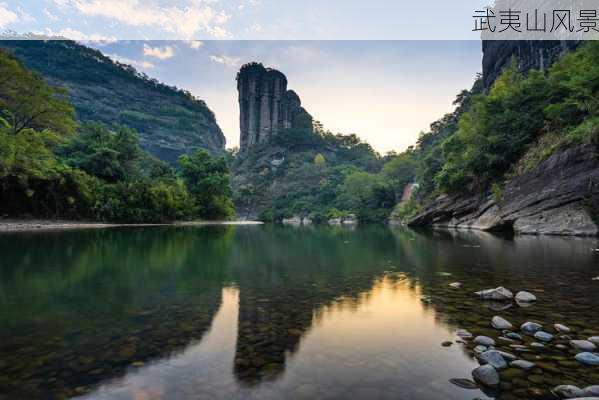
left=409, top=145, right=599, bottom=236
left=482, top=40, right=580, bottom=88
left=237, top=63, right=307, bottom=152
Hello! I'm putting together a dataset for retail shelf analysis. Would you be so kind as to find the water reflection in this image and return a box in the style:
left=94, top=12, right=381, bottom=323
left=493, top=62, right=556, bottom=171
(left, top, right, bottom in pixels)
left=0, top=226, right=597, bottom=399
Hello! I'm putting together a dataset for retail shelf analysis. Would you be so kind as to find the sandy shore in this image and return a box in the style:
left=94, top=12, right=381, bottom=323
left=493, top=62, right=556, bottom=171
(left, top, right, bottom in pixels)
left=0, top=219, right=263, bottom=232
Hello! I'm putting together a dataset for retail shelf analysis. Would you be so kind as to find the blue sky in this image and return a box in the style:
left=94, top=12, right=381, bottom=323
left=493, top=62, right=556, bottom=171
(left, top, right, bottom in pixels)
left=0, top=1, right=484, bottom=152
left=90, top=40, right=482, bottom=152
left=1, top=0, right=490, bottom=40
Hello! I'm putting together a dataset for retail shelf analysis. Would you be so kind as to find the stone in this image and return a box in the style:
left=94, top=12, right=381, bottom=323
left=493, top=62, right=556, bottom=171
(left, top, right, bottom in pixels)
left=449, top=378, right=479, bottom=390
left=449, top=282, right=462, bottom=289
left=571, top=340, right=597, bottom=352
left=472, top=365, right=500, bottom=388
left=552, top=385, right=585, bottom=398
left=506, top=332, right=523, bottom=341
left=474, top=345, right=488, bottom=354
left=475, top=287, right=513, bottom=301
left=442, top=341, right=453, bottom=347
left=588, top=337, right=599, bottom=345
left=474, top=336, right=496, bottom=347
left=531, top=342, right=546, bottom=349
left=456, top=329, right=473, bottom=339
left=534, top=331, right=554, bottom=342
left=496, top=351, right=517, bottom=361
left=575, top=352, right=599, bottom=366
left=478, top=350, right=508, bottom=370
left=583, top=386, right=599, bottom=397
left=492, top=316, right=513, bottom=330
left=510, top=360, right=536, bottom=370
left=515, top=291, right=537, bottom=302
left=555, top=324, right=572, bottom=333
left=521, top=322, right=543, bottom=335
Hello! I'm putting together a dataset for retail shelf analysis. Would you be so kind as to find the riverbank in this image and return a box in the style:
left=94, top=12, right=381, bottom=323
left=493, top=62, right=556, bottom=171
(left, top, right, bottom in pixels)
left=0, top=219, right=264, bottom=232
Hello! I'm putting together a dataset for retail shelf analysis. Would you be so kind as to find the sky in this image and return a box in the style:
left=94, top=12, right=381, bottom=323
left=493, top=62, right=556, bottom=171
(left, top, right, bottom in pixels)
left=0, top=0, right=484, bottom=153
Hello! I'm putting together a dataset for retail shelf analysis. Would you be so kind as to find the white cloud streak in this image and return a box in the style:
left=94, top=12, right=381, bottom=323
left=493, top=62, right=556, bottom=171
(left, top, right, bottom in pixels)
left=107, top=53, right=155, bottom=70
left=0, top=3, right=17, bottom=28
left=209, top=54, right=241, bottom=67
left=143, top=44, right=175, bottom=59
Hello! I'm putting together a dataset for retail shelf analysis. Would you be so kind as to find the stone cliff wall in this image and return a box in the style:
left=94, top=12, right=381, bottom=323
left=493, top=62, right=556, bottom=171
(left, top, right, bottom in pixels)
left=237, top=63, right=306, bottom=152
left=482, top=40, right=580, bottom=88
left=408, top=145, right=599, bottom=236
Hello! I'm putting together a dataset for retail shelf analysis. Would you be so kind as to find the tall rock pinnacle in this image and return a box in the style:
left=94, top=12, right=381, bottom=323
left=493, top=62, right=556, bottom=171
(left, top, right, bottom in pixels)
left=237, top=62, right=309, bottom=152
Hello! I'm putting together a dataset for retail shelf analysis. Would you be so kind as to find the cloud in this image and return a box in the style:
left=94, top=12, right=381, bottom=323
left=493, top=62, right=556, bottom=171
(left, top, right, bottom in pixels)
left=39, top=27, right=116, bottom=43
left=0, top=4, right=17, bottom=28
left=246, top=23, right=262, bottom=33
left=209, top=54, right=241, bottom=67
left=107, top=53, right=155, bottom=70
left=61, top=0, right=231, bottom=39
left=185, top=40, right=203, bottom=49
left=143, top=44, right=175, bottom=59
left=43, top=8, right=60, bottom=21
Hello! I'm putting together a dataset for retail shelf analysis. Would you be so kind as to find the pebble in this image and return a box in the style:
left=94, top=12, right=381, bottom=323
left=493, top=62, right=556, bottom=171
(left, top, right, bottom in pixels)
left=449, top=282, right=462, bottom=289
left=442, top=341, right=453, bottom=347
left=588, top=337, right=599, bottom=345
left=492, top=316, right=513, bottom=330
left=583, top=386, right=599, bottom=396
left=474, top=336, right=496, bottom=346
left=531, top=342, right=546, bottom=348
left=556, top=344, right=568, bottom=350
left=472, top=364, right=500, bottom=388
left=555, top=324, right=572, bottom=333
left=571, top=340, right=597, bottom=352
left=553, top=385, right=585, bottom=398
left=475, top=286, right=513, bottom=301
left=575, top=352, right=599, bottom=366
left=496, top=350, right=517, bottom=361
left=498, top=336, right=516, bottom=343
left=534, top=331, right=554, bottom=342
left=505, top=332, right=523, bottom=341
left=478, top=350, right=508, bottom=370
left=510, top=360, right=536, bottom=370
left=521, top=322, right=543, bottom=335
left=515, top=291, right=537, bottom=302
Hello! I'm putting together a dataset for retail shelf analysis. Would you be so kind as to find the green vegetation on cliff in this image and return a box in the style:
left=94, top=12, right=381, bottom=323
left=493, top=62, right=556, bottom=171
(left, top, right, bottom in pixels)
left=0, top=50, right=233, bottom=222
left=0, top=40, right=225, bottom=163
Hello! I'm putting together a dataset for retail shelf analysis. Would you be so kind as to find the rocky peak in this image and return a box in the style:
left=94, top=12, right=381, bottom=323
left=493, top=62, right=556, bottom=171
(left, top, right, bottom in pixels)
left=237, top=63, right=308, bottom=153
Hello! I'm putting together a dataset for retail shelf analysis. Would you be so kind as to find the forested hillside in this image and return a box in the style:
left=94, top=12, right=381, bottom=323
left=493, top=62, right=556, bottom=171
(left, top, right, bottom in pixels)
left=0, top=40, right=225, bottom=162
left=0, top=49, right=234, bottom=222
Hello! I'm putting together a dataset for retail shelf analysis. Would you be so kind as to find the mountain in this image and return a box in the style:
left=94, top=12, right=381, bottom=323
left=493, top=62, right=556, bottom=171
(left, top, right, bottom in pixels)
left=0, top=40, right=225, bottom=162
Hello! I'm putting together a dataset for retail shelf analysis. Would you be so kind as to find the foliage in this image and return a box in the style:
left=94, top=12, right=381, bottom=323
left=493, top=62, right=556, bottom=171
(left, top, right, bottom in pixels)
left=389, top=200, right=421, bottom=222
left=0, top=50, right=234, bottom=223
left=179, top=150, right=235, bottom=220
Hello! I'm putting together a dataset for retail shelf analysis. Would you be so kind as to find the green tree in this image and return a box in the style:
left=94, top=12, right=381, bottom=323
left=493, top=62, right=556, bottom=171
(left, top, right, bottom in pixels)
left=0, top=50, right=76, bottom=136
left=178, top=150, right=235, bottom=219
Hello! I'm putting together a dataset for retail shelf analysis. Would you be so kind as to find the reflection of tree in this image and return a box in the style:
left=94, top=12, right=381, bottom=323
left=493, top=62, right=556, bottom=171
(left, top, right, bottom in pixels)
left=0, top=226, right=235, bottom=399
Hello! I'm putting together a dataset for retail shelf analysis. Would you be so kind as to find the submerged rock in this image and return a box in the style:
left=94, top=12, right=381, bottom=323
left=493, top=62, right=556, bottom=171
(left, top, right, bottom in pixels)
left=449, top=282, right=462, bottom=289
left=472, top=364, right=500, bottom=388
left=570, top=340, right=597, bottom=352
left=534, top=331, right=554, bottom=342
left=456, top=329, right=473, bottom=339
left=515, top=291, right=537, bottom=302
left=474, top=336, right=496, bottom=346
left=553, top=385, right=585, bottom=398
left=531, top=342, right=546, bottom=349
left=496, top=350, right=517, bottom=361
left=505, top=332, right=523, bottom=341
left=475, top=287, right=513, bottom=301
left=491, top=316, right=513, bottom=330
left=449, top=378, right=479, bottom=390
left=478, top=350, right=508, bottom=369
left=583, top=386, right=599, bottom=396
left=510, top=360, right=536, bottom=370
left=521, top=322, right=543, bottom=335
left=575, top=352, right=599, bottom=366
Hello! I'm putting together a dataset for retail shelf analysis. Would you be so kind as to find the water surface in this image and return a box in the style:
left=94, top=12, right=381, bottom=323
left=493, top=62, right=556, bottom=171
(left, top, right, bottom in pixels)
left=0, top=226, right=598, bottom=399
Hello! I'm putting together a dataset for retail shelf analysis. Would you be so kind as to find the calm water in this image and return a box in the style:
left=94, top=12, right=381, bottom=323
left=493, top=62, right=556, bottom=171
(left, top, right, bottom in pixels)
left=0, top=226, right=598, bottom=400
